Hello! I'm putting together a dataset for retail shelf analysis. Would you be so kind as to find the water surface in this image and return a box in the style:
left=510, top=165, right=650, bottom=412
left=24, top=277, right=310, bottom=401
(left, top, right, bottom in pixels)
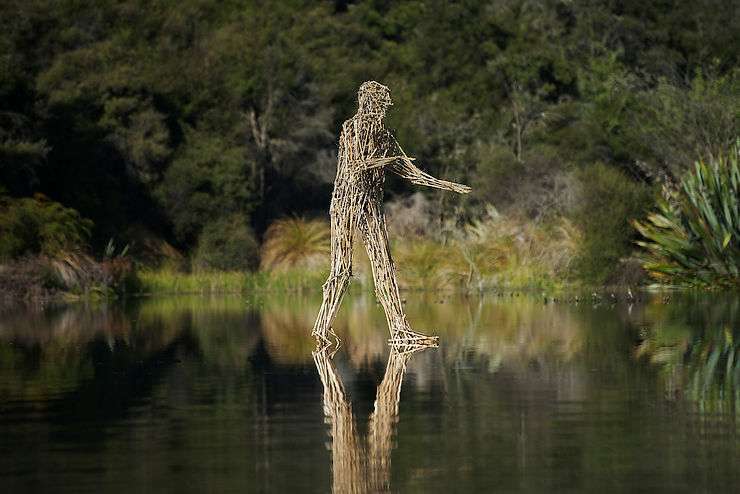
left=1, top=292, right=738, bottom=492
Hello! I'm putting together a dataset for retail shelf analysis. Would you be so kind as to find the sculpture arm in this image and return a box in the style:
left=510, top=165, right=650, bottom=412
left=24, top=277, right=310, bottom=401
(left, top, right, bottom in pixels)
left=387, top=137, right=471, bottom=194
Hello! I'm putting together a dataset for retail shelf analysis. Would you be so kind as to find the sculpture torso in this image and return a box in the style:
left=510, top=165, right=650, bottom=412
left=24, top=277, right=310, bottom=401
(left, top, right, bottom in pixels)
left=330, top=114, right=394, bottom=216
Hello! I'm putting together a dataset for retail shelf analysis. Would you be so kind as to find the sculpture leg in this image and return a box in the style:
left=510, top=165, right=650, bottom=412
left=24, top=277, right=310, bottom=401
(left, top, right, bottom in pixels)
left=359, top=201, right=437, bottom=344
left=312, top=211, right=354, bottom=344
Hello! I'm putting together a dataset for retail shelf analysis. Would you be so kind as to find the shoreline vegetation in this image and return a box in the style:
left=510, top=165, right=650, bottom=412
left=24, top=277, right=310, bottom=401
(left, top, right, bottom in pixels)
left=1, top=2, right=737, bottom=305
left=0, top=262, right=685, bottom=308
left=3, top=144, right=738, bottom=305
left=2, top=144, right=738, bottom=305
left=0, top=144, right=740, bottom=302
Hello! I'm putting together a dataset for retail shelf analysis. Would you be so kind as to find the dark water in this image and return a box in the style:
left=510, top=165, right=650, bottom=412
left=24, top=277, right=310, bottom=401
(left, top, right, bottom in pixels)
left=1, top=292, right=738, bottom=493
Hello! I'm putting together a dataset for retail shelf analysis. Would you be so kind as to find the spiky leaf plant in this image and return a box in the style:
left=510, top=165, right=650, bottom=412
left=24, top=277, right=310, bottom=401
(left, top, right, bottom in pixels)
left=260, top=217, right=330, bottom=271
left=632, top=141, right=740, bottom=287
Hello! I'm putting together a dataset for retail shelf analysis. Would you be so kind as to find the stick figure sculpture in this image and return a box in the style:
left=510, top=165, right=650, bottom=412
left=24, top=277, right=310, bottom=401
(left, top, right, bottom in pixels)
left=312, top=81, right=471, bottom=345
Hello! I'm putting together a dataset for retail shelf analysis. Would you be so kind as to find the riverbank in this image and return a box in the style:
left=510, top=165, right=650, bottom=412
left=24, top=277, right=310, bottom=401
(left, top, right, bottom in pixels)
left=0, top=262, right=668, bottom=309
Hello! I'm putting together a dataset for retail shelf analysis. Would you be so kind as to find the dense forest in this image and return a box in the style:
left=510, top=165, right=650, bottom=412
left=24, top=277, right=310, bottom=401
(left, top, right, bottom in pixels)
left=1, top=0, right=738, bottom=290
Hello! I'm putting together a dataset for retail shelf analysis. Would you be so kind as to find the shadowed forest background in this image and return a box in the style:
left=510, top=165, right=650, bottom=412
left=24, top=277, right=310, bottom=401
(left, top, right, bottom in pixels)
left=1, top=0, right=738, bottom=297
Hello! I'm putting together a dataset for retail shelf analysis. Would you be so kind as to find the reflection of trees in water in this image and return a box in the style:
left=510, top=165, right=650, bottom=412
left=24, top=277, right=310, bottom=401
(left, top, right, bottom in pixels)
left=1, top=293, right=589, bottom=408
left=0, top=299, right=271, bottom=492
left=0, top=306, right=136, bottom=399
left=259, top=292, right=390, bottom=365
left=314, top=344, right=431, bottom=493
left=260, top=293, right=584, bottom=372
left=635, top=295, right=740, bottom=411
left=259, top=295, right=322, bottom=364
left=0, top=297, right=260, bottom=400
left=438, top=297, right=583, bottom=373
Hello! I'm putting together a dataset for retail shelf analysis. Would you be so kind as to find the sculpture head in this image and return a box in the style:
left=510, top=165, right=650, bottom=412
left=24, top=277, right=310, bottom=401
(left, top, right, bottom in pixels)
left=358, top=81, right=392, bottom=119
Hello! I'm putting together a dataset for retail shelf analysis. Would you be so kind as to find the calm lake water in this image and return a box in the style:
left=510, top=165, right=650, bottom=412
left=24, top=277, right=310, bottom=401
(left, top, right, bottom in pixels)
left=1, top=292, right=738, bottom=493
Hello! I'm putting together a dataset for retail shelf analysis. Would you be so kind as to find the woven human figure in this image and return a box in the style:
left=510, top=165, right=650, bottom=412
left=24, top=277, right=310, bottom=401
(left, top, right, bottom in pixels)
left=312, top=81, right=470, bottom=345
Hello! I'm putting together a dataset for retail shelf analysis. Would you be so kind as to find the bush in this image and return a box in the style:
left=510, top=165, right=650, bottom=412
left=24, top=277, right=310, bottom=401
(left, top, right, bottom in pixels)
left=0, top=193, right=93, bottom=260
left=390, top=205, right=581, bottom=291
left=260, top=217, right=330, bottom=271
left=0, top=251, right=139, bottom=301
left=192, top=215, right=259, bottom=272
left=626, top=72, right=738, bottom=180
left=632, top=142, right=740, bottom=287
left=571, top=164, right=653, bottom=283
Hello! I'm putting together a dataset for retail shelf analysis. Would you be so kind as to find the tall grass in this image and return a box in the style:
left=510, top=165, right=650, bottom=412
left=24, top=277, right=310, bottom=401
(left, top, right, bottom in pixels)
left=260, top=217, right=330, bottom=271
left=633, top=142, right=740, bottom=287
left=253, top=208, right=580, bottom=292
left=138, top=208, right=583, bottom=295
left=395, top=207, right=580, bottom=291
left=132, top=217, right=333, bottom=295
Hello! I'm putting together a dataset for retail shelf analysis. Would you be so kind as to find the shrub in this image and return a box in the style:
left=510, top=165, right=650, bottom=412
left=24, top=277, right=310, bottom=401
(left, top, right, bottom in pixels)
left=0, top=193, right=93, bottom=260
left=260, top=217, right=330, bottom=271
left=192, top=214, right=259, bottom=272
left=627, top=72, right=738, bottom=180
left=395, top=239, right=452, bottom=290
left=392, top=205, right=581, bottom=291
left=632, top=142, right=740, bottom=287
left=122, top=224, right=185, bottom=270
left=571, top=164, right=653, bottom=283
left=453, top=207, right=580, bottom=290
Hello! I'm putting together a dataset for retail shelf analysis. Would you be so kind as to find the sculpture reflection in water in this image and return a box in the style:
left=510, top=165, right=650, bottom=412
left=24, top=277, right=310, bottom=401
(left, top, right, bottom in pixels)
left=313, top=340, right=435, bottom=493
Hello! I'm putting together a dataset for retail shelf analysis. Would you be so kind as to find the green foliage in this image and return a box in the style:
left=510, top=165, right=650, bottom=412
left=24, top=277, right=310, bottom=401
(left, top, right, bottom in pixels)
left=137, top=270, right=251, bottom=295
left=137, top=268, right=328, bottom=294
left=99, top=95, right=172, bottom=185
left=626, top=70, right=738, bottom=178
left=0, top=115, right=48, bottom=195
left=633, top=143, right=740, bottom=287
left=395, top=240, right=451, bottom=290
left=193, top=214, right=259, bottom=272
left=572, top=164, right=653, bottom=283
left=253, top=209, right=579, bottom=291
left=0, top=193, right=93, bottom=260
left=394, top=208, right=580, bottom=291
left=0, top=0, right=737, bottom=288
left=157, top=129, right=255, bottom=245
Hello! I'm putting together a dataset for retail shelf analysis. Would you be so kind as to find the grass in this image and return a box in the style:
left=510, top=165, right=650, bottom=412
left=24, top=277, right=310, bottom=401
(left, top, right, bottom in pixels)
left=137, top=209, right=583, bottom=295
left=136, top=268, right=331, bottom=294
left=391, top=208, right=580, bottom=292
left=0, top=210, right=606, bottom=302
left=260, top=217, right=330, bottom=271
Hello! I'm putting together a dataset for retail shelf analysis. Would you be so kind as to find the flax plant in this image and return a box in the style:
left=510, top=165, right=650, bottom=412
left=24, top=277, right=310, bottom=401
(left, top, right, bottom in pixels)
left=633, top=142, right=740, bottom=287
